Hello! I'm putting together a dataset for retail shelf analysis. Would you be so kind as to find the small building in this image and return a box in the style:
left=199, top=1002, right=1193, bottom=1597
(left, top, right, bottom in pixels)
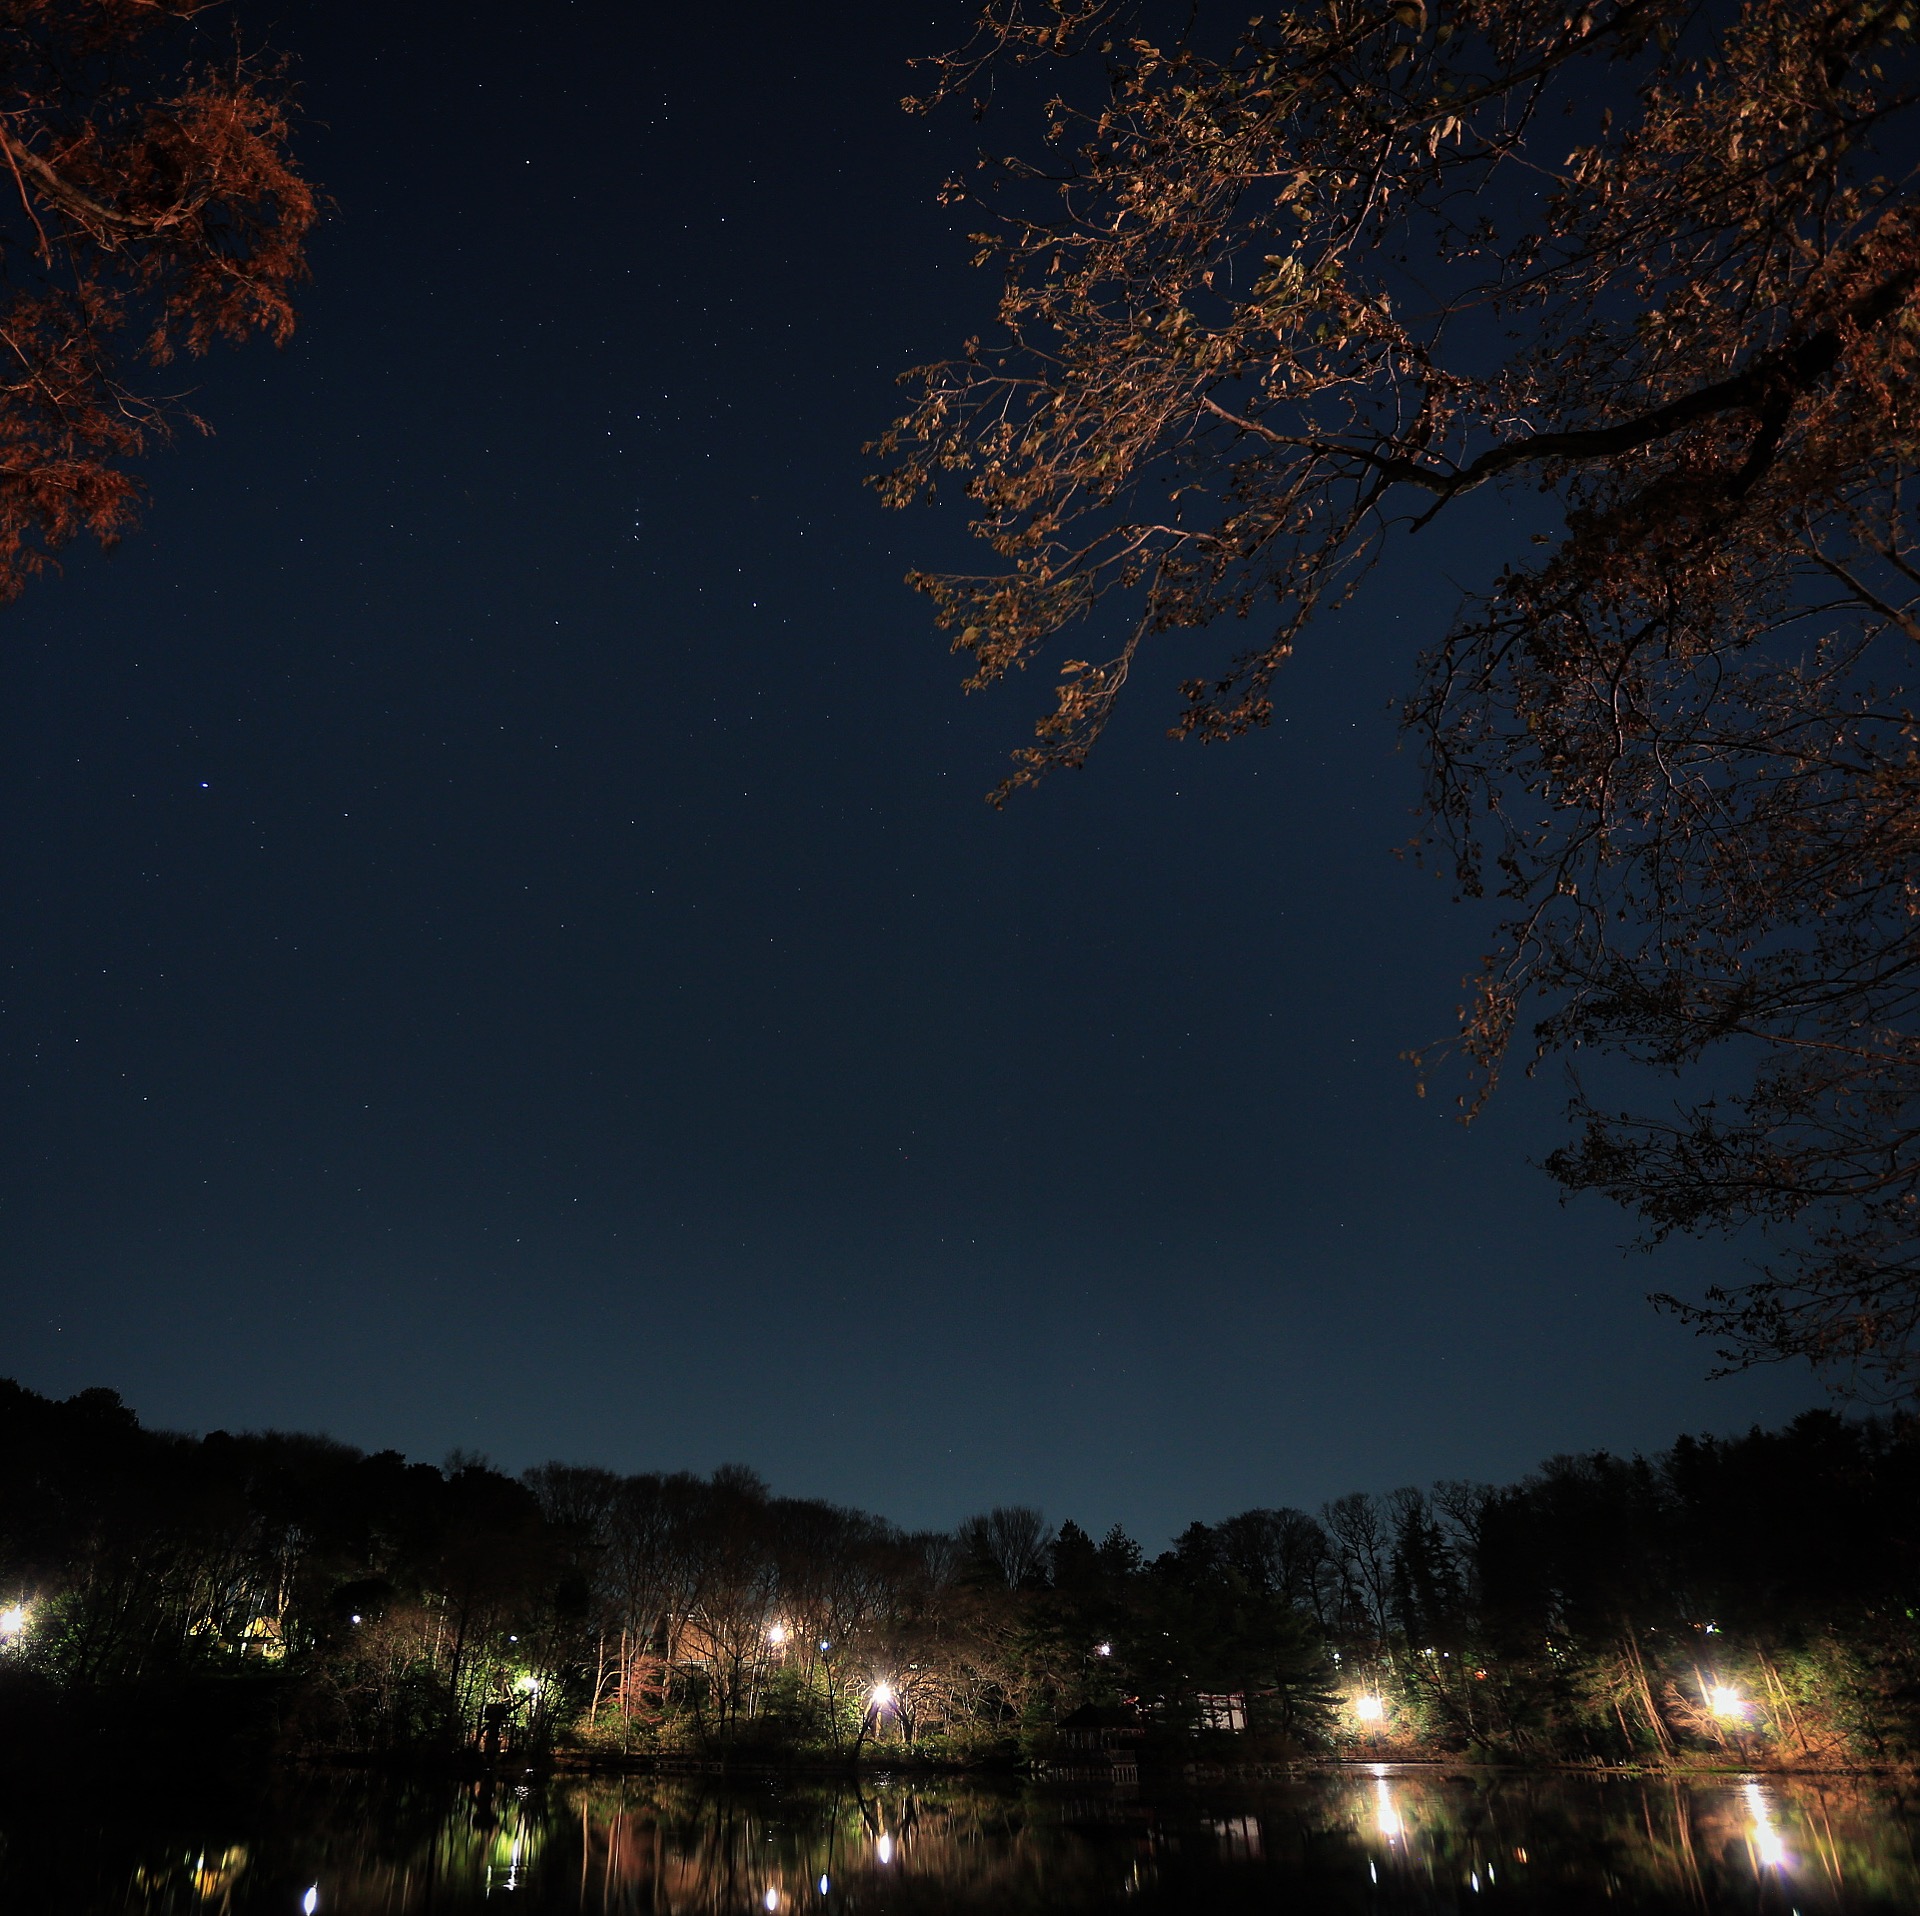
left=1194, top=1692, right=1248, bottom=1732
left=1049, top=1704, right=1145, bottom=1785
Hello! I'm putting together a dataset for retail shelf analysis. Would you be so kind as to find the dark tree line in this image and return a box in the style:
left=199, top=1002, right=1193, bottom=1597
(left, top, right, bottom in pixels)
left=0, top=1378, right=1913, bottom=1767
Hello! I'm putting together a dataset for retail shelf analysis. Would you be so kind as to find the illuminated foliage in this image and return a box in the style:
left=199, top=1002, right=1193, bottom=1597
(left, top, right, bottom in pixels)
left=0, top=1, right=313, bottom=597
left=3, top=1380, right=1918, bottom=1765
left=879, top=0, right=1920, bottom=1391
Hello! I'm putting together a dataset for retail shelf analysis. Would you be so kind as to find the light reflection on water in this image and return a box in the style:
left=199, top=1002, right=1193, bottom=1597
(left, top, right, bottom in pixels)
left=15, top=1764, right=1920, bottom=1913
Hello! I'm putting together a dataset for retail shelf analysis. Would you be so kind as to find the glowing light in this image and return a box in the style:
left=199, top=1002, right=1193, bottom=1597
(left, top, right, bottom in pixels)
left=818, top=1877, right=830, bottom=1896
left=1707, top=1681, right=1749, bottom=1720
left=0, top=1605, right=28, bottom=1640
left=870, top=1680, right=894, bottom=1710
left=764, top=1889, right=780, bottom=1911
left=875, top=1834, right=894, bottom=1865
left=302, top=1888, right=319, bottom=1915
left=1375, top=1778, right=1403, bottom=1841
left=516, top=1674, right=541, bottom=1694
left=768, top=1622, right=789, bottom=1646
left=1745, top=1783, right=1791, bottom=1870
left=1094, top=1641, right=1112, bottom=1657
left=1354, top=1693, right=1386, bottom=1723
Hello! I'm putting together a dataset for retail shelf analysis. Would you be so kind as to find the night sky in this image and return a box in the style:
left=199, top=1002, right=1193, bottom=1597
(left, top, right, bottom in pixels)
left=0, top=0, right=1818, bottom=1545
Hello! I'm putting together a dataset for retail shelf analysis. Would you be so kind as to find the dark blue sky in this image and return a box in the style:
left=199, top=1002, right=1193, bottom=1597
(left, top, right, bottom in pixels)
left=0, top=0, right=1816, bottom=1545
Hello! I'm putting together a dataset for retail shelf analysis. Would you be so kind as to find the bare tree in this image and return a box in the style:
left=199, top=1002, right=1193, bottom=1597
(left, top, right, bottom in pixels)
left=958, top=1505, right=1056, bottom=1588
left=1321, top=1492, right=1396, bottom=1644
left=880, top=0, right=1920, bottom=1395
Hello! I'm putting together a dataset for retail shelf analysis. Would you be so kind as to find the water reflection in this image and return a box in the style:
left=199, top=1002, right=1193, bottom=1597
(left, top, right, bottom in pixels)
left=1375, top=1770, right=1405, bottom=1841
left=11, top=1764, right=1920, bottom=1912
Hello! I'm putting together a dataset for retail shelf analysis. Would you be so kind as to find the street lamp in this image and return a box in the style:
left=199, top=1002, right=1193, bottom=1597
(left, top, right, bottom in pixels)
left=0, top=1604, right=29, bottom=1640
left=1354, top=1693, right=1386, bottom=1724
left=1707, top=1682, right=1748, bottom=1721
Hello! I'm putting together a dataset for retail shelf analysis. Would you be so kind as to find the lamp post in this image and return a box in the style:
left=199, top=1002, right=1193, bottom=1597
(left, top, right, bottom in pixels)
left=1351, top=1688, right=1390, bottom=1759
left=1706, top=1678, right=1752, bottom=1761
left=855, top=1678, right=896, bottom=1758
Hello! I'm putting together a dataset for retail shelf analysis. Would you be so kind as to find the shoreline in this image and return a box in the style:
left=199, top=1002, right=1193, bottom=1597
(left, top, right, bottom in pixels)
left=295, top=1745, right=1913, bottom=1786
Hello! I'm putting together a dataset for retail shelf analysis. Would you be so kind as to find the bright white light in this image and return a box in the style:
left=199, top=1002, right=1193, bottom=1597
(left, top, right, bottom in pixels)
left=517, top=1674, right=540, bottom=1694
left=1354, top=1693, right=1386, bottom=1723
left=1745, top=1783, right=1790, bottom=1870
left=1708, top=1683, right=1748, bottom=1721
left=818, top=1877, right=830, bottom=1896
left=1375, top=1778, right=1403, bottom=1841
left=0, top=1605, right=28, bottom=1640
left=302, top=1888, right=319, bottom=1915
left=350, top=1614, right=362, bottom=1626
left=875, top=1834, right=894, bottom=1865
left=870, top=1681, right=894, bottom=1710
left=764, top=1889, right=779, bottom=1911
left=1094, top=1642, right=1112, bottom=1657
left=768, top=1623, right=789, bottom=1646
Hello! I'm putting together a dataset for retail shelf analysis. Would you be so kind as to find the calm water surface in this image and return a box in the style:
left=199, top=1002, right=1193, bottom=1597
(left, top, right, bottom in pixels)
left=13, top=1764, right=1920, bottom=1914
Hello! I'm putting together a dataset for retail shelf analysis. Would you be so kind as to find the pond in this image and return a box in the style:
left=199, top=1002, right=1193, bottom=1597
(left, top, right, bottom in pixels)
left=13, top=1763, right=1920, bottom=1913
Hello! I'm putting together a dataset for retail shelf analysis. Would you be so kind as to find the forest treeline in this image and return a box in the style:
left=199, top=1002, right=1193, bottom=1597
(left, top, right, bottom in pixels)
left=0, top=1380, right=1915, bottom=1769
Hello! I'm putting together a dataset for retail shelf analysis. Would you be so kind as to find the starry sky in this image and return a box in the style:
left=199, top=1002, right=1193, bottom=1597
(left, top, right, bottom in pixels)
left=0, top=0, right=1818, bottom=1545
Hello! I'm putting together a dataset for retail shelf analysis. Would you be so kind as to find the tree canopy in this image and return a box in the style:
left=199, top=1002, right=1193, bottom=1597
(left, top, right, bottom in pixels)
left=0, top=1, right=313, bottom=597
left=878, top=0, right=1920, bottom=1394
left=4, top=1379, right=1918, bottom=1768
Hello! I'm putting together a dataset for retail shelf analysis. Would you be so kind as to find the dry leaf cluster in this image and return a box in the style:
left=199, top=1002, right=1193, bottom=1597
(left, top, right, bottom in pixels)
left=0, top=1, right=313, bottom=596
left=876, top=0, right=1920, bottom=1391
